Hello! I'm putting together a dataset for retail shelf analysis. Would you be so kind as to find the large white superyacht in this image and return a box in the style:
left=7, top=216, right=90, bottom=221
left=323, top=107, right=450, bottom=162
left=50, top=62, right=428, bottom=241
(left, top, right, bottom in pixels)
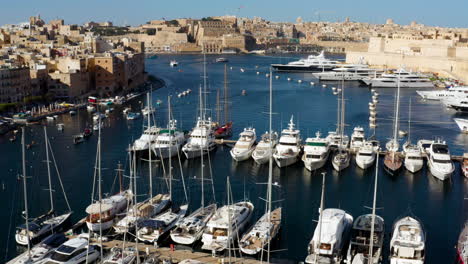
left=417, top=86, right=468, bottom=100
left=271, top=51, right=340, bottom=72
left=362, top=68, right=434, bottom=88
left=273, top=116, right=302, bottom=167
left=313, top=64, right=379, bottom=81
left=302, top=132, right=330, bottom=171
left=389, top=216, right=426, bottom=264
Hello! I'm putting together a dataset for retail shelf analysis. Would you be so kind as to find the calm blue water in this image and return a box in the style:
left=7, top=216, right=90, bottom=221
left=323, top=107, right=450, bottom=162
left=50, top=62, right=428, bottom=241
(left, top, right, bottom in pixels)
left=1, top=54, right=467, bottom=263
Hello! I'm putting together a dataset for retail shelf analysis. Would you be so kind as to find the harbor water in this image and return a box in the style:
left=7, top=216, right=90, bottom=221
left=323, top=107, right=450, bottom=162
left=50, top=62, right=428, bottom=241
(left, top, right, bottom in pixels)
left=1, top=54, right=467, bottom=263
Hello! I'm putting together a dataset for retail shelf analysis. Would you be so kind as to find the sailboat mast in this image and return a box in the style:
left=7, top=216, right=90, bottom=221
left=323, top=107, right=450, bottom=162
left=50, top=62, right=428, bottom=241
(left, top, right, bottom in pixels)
left=369, top=150, right=380, bottom=263
left=393, top=74, right=401, bottom=142
left=408, top=98, right=412, bottom=144
left=203, top=52, right=207, bottom=120
left=133, top=147, right=140, bottom=262
left=21, top=127, right=31, bottom=258
left=315, top=172, right=326, bottom=263
left=97, top=116, right=103, bottom=259
left=216, top=87, right=221, bottom=124
left=227, top=176, right=232, bottom=263
left=224, top=64, right=228, bottom=124
left=340, top=79, right=345, bottom=148
left=44, top=126, right=54, bottom=212
left=267, top=67, right=274, bottom=263
left=168, top=96, right=172, bottom=201
left=147, top=93, right=153, bottom=199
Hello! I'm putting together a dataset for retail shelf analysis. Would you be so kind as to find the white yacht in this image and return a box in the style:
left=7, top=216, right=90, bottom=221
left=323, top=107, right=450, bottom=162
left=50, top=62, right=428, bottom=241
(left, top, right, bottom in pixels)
left=170, top=204, right=217, bottom=245
left=271, top=51, right=340, bottom=72
left=273, top=116, right=302, bottom=167
left=252, top=131, right=278, bottom=165
left=302, top=132, right=330, bottom=171
left=85, top=190, right=133, bottom=231
left=7, top=233, right=67, bottom=264
left=113, top=194, right=171, bottom=234
left=132, top=126, right=160, bottom=152
left=362, top=69, right=434, bottom=88
left=201, top=201, right=254, bottom=252
left=346, top=214, right=385, bottom=264
left=15, top=212, right=72, bottom=246
left=182, top=117, right=217, bottom=159
left=427, top=140, right=454, bottom=180
left=390, top=216, right=426, bottom=264
left=332, top=149, right=351, bottom=172
left=230, top=127, right=257, bottom=161
left=313, top=65, right=379, bottom=81
left=326, top=131, right=349, bottom=149
left=239, top=207, right=282, bottom=255
left=355, top=141, right=377, bottom=170
left=417, top=139, right=434, bottom=154
left=444, top=98, right=468, bottom=112
left=454, top=118, right=468, bottom=133
left=350, top=126, right=366, bottom=152
left=404, top=145, right=424, bottom=173
left=152, top=120, right=186, bottom=158
left=417, top=86, right=468, bottom=100
left=39, top=237, right=100, bottom=264
left=137, top=204, right=188, bottom=244
left=305, top=208, right=354, bottom=264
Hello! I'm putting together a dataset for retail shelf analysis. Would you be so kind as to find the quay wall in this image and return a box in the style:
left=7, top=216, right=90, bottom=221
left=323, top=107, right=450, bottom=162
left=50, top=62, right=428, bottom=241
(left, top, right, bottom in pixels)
left=304, top=40, right=369, bottom=52
left=346, top=51, right=468, bottom=83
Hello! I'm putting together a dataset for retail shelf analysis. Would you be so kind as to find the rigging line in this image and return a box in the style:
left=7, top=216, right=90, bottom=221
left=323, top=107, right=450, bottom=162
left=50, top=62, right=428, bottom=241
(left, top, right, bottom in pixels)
left=47, top=137, right=71, bottom=212
left=4, top=177, right=19, bottom=263
left=206, top=144, right=216, bottom=203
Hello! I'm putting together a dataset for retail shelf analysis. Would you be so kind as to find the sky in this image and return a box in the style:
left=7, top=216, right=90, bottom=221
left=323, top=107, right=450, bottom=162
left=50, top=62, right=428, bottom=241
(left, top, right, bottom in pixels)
left=1, top=0, right=467, bottom=28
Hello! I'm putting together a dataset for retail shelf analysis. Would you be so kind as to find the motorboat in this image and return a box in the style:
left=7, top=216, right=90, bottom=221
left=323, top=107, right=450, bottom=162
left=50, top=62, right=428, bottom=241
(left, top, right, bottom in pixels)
left=85, top=190, right=133, bottom=231
left=230, top=127, right=257, bottom=161
left=443, top=98, right=468, bottom=112
left=152, top=120, right=186, bottom=159
left=170, top=204, right=217, bottom=245
left=170, top=60, right=178, bottom=67
left=271, top=51, right=340, bottom=72
left=305, top=208, right=353, bottom=264
left=137, top=204, right=188, bottom=244
left=462, top=153, right=468, bottom=178
left=417, top=139, right=434, bottom=154
left=355, top=141, right=377, bottom=170
left=39, top=237, right=100, bottom=264
left=216, top=57, right=228, bottom=63
left=57, top=123, right=64, bottom=131
left=362, top=68, right=434, bottom=88
left=201, top=201, right=254, bottom=252
left=302, top=132, right=330, bottom=171
left=132, top=126, right=160, bottom=152
left=313, top=64, right=379, bottom=81
left=457, top=222, right=468, bottom=264
left=345, top=214, right=385, bottom=264
left=72, top=134, right=84, bottom=145
left=273, top=116, right=302, bottom=167
left=416, top=86, right=468, bottom=100
left=8, top=233, right=68, bottom=264
left=252, top=131, right=278, bottom=165
left=389, top=216, right=426, bottom=264
left=427, top=139, right=454, bottom=180
left=404, top=144, right=424, bottom=173
left=182, top=117, right=217, bottom=159
left=113, top=194, right=171, bottom=234
left=332, top=149, right=351, bottom=172
left=454, top=118, right=468, bottom=133
left=239, top=207, right=282, bottom=255
left=350, top=126, right=366, bottom=152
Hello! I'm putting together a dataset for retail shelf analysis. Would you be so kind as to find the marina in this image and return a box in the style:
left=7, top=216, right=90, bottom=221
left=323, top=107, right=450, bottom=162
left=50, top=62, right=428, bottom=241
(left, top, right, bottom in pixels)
left=1, top=54, right=468, bottom=264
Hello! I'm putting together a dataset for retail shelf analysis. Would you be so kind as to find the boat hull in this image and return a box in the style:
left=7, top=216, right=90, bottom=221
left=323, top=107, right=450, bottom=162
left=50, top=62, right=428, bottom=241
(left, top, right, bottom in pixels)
left=15, top=212, right=72, bottom=246
left=153, top=145, right=181, bottom=159
left=303, top=157, right=328, bottom=171
left=182, top=143, right=217, bottom=159
left=355, top=156, right=375, bottom=170
left=428, top=161, right=453, bottom=181
left=230, top=148, right=254, bottom=161
left=404, top=160, right=423, bottom=173
left=274, top=155, right=299, bottom=168
left=86, top=218, right=114, bottom=232
left=272, top=64, right=335, bottom=72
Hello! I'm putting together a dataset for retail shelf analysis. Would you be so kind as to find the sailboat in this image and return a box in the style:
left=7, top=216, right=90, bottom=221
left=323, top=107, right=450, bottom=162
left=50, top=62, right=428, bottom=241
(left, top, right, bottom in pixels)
left=384, top=74, right=403, bottom=175
left=214, top=64, right=233, bottom=139
left=305, top=173, right=354, bottom=264
left=201, top=177, right=254, bottom=252
left=346, top=151, right=384, bottom=264
left=141, top=89, right=156, bottom=116
left=332, top=79, right=350, bottom=171
left=133, top=92, right=160, bottom=152
left=273, top=116, right=302, bottom=167
left=240, top=70, right=282, bottom=257
left=403, top=99, right=424, bottom=173
left=86, top=117, right=133, bottom=232
left=15, top=127, right=72, bottom=246
left=7, top=233, right=67, bottom=264
left=137, top=102, right=189, bottom=244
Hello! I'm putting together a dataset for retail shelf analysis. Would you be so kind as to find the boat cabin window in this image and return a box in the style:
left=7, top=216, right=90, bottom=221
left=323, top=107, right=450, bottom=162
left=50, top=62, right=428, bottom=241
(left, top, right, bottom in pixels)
left=280, top=142, right=297, bottom=146
left=359, top=152, right=373, bottom=157
left=433, top=158, right=451, bottom=164
left=319, top=243, right=332, bottom=250
left=306, top=154, right=322, bottom=159
left=407, top=156, right=423, bottom=160
left=354, top=137, right=364, bottom=142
